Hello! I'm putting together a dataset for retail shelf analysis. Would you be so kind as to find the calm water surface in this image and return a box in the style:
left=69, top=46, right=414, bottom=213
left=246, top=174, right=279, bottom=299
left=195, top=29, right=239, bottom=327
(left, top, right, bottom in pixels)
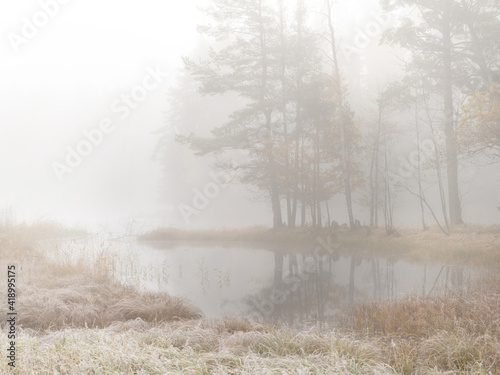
left=48, top=236, right=479, bottom=326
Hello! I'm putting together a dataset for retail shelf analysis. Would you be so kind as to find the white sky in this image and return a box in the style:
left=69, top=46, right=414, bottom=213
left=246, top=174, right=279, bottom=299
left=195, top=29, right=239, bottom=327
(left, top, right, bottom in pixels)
left=0, top=0, right=204, bottom=229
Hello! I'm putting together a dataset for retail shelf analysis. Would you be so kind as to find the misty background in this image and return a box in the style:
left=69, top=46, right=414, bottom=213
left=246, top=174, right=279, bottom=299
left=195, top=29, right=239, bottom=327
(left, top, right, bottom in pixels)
left=1, top=0, right=499, bottom=232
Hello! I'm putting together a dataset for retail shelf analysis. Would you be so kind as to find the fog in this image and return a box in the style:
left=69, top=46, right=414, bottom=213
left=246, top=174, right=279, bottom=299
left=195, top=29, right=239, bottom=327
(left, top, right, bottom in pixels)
left=1, top=0, right=499, bottom=232
left=1, top=0, right=198, bottom=230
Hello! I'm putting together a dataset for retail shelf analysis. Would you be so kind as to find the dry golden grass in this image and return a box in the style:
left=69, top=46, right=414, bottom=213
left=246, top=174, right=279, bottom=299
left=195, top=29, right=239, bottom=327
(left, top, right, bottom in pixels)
left=342, top=272, right=500, bottom=374
left=419, top=329, right=500, bottom=373
left=402, top=227, right=500, bottom=265
left=0, top=220, right=86, bottom=260
left=0, top=273, right=201, bottom=330
left=346, top=293, right=500, bottom=338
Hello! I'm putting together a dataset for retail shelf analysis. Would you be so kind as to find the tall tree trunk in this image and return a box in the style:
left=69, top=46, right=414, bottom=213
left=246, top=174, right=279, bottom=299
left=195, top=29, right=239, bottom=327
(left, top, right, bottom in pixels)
left=278, top=0, right=293, bottom=227
left=415, top=104, right=428, bottom=230
left=326, top=0, right=355, bottom=229
left=301, top=199, right=306, bottom=226
left=442, top=0, right=463, bottom=225
left=422, top=85, right=450, bottom=231
left=325, top=199, right=331, bottom=227
left=315, top=123, right=322, bottom=228
left=374, top=119, right=380, bottom=228
left=258, top=0, right=282, bottom=228
left=370, top=107, right=382, bottom=227
left=369, top=143, right=376, bottom=227
left=383, top=134, right=393, bottom=234
left=300, top=138, right=306, bottom=226
left=291, top=0, right=305, bottom=227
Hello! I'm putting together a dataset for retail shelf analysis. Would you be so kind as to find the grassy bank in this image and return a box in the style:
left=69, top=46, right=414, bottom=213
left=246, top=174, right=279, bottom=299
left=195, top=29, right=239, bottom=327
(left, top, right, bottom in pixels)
left=1, top=224, right=201, bottom=331
left=342, top=288, right=500, bottom=373
left=0, top=319, right=394, bottom=374
left=1, top=305, right=499, bottom=374
left=139, top=225, right=500, bottom=266
left=1, top=223, right=500, bottom=374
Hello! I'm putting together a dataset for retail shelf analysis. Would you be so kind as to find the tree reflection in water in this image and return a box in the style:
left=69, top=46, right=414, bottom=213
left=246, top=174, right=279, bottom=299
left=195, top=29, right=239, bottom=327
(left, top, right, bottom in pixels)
left=244, top=248, right=470, bottom=329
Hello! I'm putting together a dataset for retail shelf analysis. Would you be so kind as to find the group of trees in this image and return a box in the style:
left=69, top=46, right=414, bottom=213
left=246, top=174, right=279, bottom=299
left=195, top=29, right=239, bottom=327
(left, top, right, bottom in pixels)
left=156, top=0, right=500, bottom=231
left=380, top=0, right=500, bottom=229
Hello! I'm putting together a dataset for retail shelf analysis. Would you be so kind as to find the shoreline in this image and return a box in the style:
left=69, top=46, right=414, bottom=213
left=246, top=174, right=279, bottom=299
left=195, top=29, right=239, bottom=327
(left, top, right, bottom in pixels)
left=139, top=225, right=500, bottom=266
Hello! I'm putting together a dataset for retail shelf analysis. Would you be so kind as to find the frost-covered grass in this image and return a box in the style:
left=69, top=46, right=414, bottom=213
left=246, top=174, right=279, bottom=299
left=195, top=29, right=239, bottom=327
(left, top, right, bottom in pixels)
left=1, top=318, right=499, bottom=374
left=1, top=225, right=201, bottom=331
left=0, top=320, right=398, bottom=375
left=2, top=223, right=500, bottom=374
left=0, top=274, right=201, bottom=330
